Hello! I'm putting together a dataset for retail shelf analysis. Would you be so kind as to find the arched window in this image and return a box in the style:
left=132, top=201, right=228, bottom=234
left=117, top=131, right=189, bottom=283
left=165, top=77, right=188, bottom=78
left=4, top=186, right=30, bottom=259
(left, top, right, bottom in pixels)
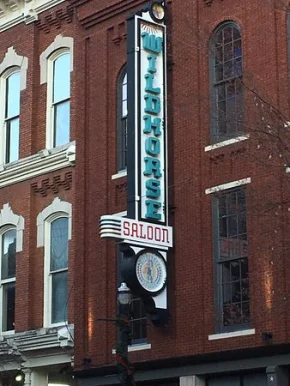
left=37, top=198, right=72, bottom=327
left=117, top=69, right=127, bottom=172
left=40, top=36, right=73, bottom=149
left=50, top=51, right=71, bottom=147
left=0, top=228, right=16, bottom=332
left=0, top=203, right=24, bottom=334
left=1, top=69, right=21, bottom=163
left=0, top=47, right=28, bottom=165
left=49, top=216, right=69, bottom=324
left=210, top=22, right=243, bottom=143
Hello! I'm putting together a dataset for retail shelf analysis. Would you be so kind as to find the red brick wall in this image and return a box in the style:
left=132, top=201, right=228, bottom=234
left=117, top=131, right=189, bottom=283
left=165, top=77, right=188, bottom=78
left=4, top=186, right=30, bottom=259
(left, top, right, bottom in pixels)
left=0, top=2, right=76, bottom=331
left=71, top=0, right=290, bottom=371
left=4, top=0, right=290, bottom=374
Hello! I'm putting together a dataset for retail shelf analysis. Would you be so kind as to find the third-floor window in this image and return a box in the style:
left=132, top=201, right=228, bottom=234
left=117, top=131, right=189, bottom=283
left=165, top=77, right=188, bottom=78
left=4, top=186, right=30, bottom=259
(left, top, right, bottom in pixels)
left=51, top=52, right=71, bottom=147
left=4, top=70, right=20, bottom=163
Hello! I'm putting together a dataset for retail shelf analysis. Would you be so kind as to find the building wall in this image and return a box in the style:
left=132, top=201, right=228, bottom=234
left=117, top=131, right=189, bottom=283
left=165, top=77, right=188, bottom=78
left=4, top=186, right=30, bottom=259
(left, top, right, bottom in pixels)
left=71, top=0, right=290, bottom=376
left=0, top=1, right=76, bottom=383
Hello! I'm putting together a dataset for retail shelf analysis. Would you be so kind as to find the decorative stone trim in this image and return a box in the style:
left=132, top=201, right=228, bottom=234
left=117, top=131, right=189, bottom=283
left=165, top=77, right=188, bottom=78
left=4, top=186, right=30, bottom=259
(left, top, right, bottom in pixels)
left=204, top=135, right=249, bottom=152
left=0, top=142, right=75, bottom=189
left=205, top=177, right=251, bottom=195
left=0, top=0, right=66, bottom=32
left=208, top=328, right=255, bottom=340
left=40, top=34, right=73, bottom=84
left=36, top=197, right=72, bottom=247
left=0, top=204, right=24, bottom=253
left=0, top=324, right=74, bottom=369
left=0, top=46, right=28, bottom=90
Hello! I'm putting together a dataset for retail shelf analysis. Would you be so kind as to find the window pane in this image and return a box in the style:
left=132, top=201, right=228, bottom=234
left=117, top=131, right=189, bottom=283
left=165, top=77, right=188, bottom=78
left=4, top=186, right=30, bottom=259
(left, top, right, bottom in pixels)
left=2, top=282, right=15, bottom=331
left=6, top=117, right=19, bottom=163
left=6, top=72, right=20, bottom=119
left=54, top=101, right=70, bottom=146
left=212, top=24, right=242, bottom=141
left=51, top=271, right=68, bottom=323
left=118, top=70, right=128, bottom=171
left=50, top=218, right=68, bottom=271
left=53, top=53, right=70, bottom=103
left=1, top=229, right=16, bottom=280
left=130, top=297, right=147, bottom=342
left=215, top=189, right=250, bottom=329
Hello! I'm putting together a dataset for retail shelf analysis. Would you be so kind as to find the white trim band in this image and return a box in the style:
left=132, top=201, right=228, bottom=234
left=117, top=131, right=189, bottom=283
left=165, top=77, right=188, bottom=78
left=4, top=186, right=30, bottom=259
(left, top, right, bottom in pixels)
left=0, top=142, right=75, bottom=189
left=111, top=170, right=127, bottom=180
left=205, top=135, right=249, bottom=152
left=208, top=328, right=255, bottom=341
left=112, top=343, right=151, bottom=353
left=205, top=178, right=251, bottom=195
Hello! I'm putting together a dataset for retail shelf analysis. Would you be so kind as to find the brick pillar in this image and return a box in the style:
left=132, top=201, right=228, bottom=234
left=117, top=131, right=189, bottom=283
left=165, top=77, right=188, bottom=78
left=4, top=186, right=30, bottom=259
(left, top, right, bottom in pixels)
left=266, top=366, right=288, bottom=386
left=180, top=375, right=206, bottom=386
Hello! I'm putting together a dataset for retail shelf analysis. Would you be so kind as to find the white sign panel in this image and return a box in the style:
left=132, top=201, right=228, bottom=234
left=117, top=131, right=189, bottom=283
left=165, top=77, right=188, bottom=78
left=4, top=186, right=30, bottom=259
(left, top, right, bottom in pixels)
left=99, top=215, right=173, bottom=249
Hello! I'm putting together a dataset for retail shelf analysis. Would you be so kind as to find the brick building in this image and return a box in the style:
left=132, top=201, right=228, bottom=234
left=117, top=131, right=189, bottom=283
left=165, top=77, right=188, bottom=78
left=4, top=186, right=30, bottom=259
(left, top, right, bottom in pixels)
left=1, top=0, right=290, bottom=385
left=0, top=0, right=75, bottom=384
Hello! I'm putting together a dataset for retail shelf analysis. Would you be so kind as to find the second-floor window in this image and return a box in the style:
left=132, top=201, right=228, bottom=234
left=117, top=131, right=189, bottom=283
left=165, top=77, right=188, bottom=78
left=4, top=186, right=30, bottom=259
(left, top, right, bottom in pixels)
left=0, top=228, right=16, bottom=332
left=213, top=188, right=249, bottom=331
left=49, top=217, right=69, bottom=324
left=4, top=70, right=20, bottom=163
left=51, top=51, right=71, bottom=147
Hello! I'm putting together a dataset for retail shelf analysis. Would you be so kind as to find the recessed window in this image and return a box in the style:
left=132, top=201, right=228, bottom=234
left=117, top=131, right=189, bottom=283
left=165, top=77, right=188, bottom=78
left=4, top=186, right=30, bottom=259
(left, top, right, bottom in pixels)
left=4, top=70, right=20, bottom=163
left=52, top=52, right=70, bottom=147
left=1, top=228, right=16, bottom=332
left=117, top=247, right=147, bottom=343
left=213, top=188, right=249, bottom=331
left=210, top=23, right=243, bottom=143
left=130, top=296, right=147, bottom=344
left=117, top=69, right=127, bottom=171
left=49, top=217, right=69, bottom=324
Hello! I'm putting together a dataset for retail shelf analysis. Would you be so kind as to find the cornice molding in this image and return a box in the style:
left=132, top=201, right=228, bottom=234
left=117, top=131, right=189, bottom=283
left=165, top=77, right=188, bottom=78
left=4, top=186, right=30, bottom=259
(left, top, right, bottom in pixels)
left=72, top=0, right=147, bottom=29
left=0, top=0, right=66, bottom=32
left=0, top=142, right=75, bottom=189
left=0, top=324, right=74, bottom=368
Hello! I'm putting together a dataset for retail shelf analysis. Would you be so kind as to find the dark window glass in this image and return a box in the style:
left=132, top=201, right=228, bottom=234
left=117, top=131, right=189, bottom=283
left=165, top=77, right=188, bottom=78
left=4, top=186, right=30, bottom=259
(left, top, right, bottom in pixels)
left=117, top=247, right=147, bottom=343
left=50, top=217, right=69, bottom=323
left=53, top=53, right=70, bottom=147
left=207, top=373, right=266, bottom=386
left=51, top=271, right=68, bottom=324
left=117, top=70, right=127, bottom=171
left=1, top=229, right=16, bottom=331
left=5, top=72, right=20, bottom=163
left=210, top=23, right=243, bottom=143
left=213, top=188, right=250, bottom=330
left=130, top=296, right=147, bottom=344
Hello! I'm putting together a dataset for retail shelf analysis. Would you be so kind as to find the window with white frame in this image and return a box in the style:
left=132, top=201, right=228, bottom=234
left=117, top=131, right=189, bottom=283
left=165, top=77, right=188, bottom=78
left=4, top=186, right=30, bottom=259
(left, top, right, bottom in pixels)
left=117, top=68, right=128, bottom=171
left=49, top=51, right=71, bottom=148
left=40, top=36, right=73, bottom=149
left=45, top=214, right=69, bottom=325
left=0, top=228, right=16, bottom=332
left=37, top=198, right=72, bottom=327
left=1, top=68, right=21, bottom=164
left=0, top=204, right=24, bottom=334
left=0, top=47, right=28, bottom=166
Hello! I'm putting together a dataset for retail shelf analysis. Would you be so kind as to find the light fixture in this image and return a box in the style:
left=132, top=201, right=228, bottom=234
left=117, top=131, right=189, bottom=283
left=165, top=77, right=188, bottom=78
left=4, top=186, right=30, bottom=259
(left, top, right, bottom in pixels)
left=150, top=1, right=165, bottom=23
left=14, top=370, right=24, bottom=384
left=117, top=282, right=132, bottom=305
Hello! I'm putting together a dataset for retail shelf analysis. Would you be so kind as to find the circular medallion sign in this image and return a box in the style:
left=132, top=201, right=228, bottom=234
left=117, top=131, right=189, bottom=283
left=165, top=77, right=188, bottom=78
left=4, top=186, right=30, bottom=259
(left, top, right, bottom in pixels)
left=135, top=250, right=167, bottom=294
left=150, top=2, right=165, bottom=23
